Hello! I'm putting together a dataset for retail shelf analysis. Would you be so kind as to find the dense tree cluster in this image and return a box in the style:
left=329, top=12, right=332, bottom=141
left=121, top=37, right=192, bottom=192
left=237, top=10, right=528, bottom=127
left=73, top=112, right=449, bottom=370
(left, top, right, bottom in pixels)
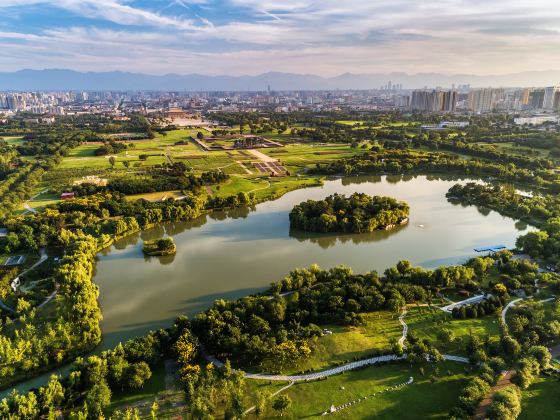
left=0, top=232, right=100, bottom=388
left=94, top=140, right=130, bottom=156
left=192, top=263, right=459, bottom=372
left=0, top=325, right=173, bottom=418
left=289, top=193, right=409, bottom=233
left=451, top=296, right=505, bottom=319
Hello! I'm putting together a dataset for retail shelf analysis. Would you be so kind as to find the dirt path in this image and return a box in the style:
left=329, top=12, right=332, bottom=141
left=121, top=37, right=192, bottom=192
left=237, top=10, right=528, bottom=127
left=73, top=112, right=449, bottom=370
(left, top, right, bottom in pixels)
left=22, top=189, right=47, bottom=214
left=242, top=382, right=295, bottom=416
left=247, top=149, right=276, bottom=162
left=236, top=161, right=253, bottom=174
left=474, top=370, right=514, bottom=419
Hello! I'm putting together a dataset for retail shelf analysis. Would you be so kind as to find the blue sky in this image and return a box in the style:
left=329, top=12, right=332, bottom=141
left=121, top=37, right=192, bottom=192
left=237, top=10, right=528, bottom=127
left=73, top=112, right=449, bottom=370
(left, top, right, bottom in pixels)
left=0, top=0, right=559, bottom=75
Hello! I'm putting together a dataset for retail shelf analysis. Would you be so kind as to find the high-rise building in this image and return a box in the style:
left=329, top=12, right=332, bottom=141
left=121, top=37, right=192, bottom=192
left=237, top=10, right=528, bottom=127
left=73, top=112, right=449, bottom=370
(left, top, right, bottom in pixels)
left=543, top=86, right=560, bottom=110
left=530, top=89, right=545, bottom=109
left=468, top=89, right=503, bottom=113
left=410, top=90, right=456, bottom=112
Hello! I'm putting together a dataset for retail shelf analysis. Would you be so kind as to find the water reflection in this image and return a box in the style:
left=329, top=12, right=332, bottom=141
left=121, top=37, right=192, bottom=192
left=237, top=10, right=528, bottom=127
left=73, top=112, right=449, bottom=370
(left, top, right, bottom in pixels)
left=289, top=224, right=407, bottom=249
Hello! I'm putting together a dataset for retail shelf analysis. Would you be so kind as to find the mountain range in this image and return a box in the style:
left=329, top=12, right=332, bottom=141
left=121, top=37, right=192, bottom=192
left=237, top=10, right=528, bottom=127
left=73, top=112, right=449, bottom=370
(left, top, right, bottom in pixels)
left=0, top=69, right=558, bottom=91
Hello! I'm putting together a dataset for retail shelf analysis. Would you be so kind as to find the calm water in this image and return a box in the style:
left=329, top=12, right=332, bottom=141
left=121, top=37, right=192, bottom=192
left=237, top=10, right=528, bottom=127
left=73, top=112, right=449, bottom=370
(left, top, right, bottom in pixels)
left=5, top=175, right=532, bottom=394
left=95, top=175, right=531, bottom=348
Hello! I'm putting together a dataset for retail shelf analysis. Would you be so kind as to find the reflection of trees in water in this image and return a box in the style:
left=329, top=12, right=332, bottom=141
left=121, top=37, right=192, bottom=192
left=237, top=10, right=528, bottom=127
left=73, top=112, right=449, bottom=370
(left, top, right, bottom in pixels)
left=141, top=225, right=165, bottom=241
left=341, top=175, right=382, bottom=186
left=113, top=232, right=141, bottom=250
left=164, top=215, right=208, bottom=236
left=340, top=173, right=468, bottom=187
left=143, top=253, right=176, bottom=265
left=476, top=206, right=491, bottom=217
left=515, top=220, right=528, bottom=231
left=209, top=205, right=256, bottom=221
left=289, top=224, right=408, bottom=249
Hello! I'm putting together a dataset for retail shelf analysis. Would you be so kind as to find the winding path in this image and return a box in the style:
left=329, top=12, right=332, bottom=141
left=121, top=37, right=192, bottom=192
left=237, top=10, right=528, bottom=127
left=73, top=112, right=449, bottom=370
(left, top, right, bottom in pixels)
left=398, top=308, right=408, bottom=348
left=204, top=307, right=469, bottom=382
left=501, top=297, right=556, bottom=328
left=0, top=249, right=49, bottom=313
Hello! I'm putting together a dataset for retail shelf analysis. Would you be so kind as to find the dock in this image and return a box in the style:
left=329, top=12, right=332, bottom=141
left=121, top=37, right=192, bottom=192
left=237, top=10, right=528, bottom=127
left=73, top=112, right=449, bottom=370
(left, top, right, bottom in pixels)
left=474, top=245, right=507, bottom=253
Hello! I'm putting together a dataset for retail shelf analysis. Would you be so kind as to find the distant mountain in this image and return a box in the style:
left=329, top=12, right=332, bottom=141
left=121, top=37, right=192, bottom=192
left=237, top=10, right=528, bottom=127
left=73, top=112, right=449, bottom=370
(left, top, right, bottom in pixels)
left=0, top=69, right=558, bottom=91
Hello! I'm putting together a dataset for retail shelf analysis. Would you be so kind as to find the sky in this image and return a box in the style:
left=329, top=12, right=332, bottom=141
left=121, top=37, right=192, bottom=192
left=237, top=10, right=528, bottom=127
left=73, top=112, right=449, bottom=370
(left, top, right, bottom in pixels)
left=0, top=0, right=559, bottom=76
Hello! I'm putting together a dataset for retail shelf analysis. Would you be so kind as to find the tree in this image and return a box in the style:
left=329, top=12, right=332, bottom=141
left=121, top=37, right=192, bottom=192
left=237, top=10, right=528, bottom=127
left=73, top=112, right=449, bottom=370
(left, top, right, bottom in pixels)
left=85, top=380, right=111, bottom=416
left=39, top=375, right=65, bottom=413
left=437, top=328, right=455, bottom=344
left=486, top=386, right=521, bottom=420
left=528, top=345, right=551, bottom=369
left=272, top=394, right=291, bottom=417
left=150, top=401, right=159, bottom=420
left=123, top=362, right=152, bottom=389
left=254, top=390, right=271, bottom=419
left=123, top=160, right=130, bottom=169
left=108, top=156, right=116, bottom=168
left=196, top=132, right=204, bottom=140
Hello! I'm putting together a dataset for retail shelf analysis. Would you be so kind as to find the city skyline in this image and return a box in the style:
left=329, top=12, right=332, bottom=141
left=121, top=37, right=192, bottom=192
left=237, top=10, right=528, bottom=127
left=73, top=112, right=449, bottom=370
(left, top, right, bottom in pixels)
left=1, top=0, right=560, bottom=76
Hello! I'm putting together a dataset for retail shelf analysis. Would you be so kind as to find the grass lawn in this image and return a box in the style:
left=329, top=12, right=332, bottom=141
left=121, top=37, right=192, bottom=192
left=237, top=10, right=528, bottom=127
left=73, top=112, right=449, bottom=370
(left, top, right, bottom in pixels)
left=519, top=375, right=560, bottom=420
left=106, top=361, right=167, bottom=415
left=210, top=175, right=323, bottom=202
left=289, top=311, right=402, bottom=374
left=406, top=306, right=501, bottom=355
left=257, top=362, right=472, bottom=419
left=125, top=190, right=184, bottom=202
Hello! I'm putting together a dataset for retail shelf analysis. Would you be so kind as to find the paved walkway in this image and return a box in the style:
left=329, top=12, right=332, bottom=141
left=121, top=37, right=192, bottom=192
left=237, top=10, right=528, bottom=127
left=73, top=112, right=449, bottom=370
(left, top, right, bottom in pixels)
left=247, top=149, right=276, bottom=163
left=0, top=248, right=48, bottom=313
left=242, top=381, right=295, bottom=415
left=398, top=308, right=408, bottom=348
left=501, top=296, right=555, bottom=328
left=22, top=189, right=47, bottom=215
left=440, top=294, right=486, bottom=313
left=204, top=307, right=469, bottom=382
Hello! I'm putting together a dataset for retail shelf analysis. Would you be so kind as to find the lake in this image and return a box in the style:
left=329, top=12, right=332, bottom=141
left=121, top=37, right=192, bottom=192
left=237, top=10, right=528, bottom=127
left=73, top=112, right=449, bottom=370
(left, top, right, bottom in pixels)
left=5, top=175, right=533, bottom=394
left=95, top=175, right=531, bottom=348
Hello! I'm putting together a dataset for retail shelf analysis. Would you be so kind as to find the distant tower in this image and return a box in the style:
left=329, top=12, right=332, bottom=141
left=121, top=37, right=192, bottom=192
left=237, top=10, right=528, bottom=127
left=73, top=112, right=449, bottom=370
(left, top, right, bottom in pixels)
left=267, top=85, right=271, bottom=94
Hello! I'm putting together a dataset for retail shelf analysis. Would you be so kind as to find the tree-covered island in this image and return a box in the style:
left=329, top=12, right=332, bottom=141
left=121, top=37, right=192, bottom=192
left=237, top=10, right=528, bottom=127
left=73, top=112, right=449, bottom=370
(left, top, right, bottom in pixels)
left=289, top=192, right=410, bottom=233
left=142, top=237, right=177, bottom=256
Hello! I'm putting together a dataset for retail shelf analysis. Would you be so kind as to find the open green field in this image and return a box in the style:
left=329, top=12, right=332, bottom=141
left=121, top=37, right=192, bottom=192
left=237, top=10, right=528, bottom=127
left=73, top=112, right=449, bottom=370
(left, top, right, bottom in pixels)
left=519, top=375, right=560, bottom=420
left=253, top=362, right=472, bottom=419
left=290, top=311, right=402, bottom=374
left=210, top=175, right=323, bottom=202
left=406, top=306, right=501, bottom=355
left=477, top=142, right=553, bottom=159
left=1, top=136, right=24, bottom=145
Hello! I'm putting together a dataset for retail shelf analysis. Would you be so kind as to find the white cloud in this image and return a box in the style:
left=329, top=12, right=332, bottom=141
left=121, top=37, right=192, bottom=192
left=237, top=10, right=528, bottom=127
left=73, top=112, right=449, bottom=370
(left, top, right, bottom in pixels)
left=0, top=0, right=560, bottom=75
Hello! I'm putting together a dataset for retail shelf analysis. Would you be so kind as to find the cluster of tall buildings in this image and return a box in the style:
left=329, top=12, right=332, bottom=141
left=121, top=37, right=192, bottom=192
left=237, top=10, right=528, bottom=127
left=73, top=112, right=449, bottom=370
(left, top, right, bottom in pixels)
left=409, top=90, right=457, bottom=112
left=467, top=87, right=560, bottom=113
left=407, top=86, right=560, bottom=113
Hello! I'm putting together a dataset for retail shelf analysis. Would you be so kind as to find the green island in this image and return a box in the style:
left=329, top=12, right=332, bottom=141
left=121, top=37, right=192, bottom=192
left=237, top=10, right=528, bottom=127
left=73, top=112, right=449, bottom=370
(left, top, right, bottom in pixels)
left=0, top=110, right=559, bottom=419
left=142, top=238, right=177, bottom=256
left=289, top=193, right=410, bottom=233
